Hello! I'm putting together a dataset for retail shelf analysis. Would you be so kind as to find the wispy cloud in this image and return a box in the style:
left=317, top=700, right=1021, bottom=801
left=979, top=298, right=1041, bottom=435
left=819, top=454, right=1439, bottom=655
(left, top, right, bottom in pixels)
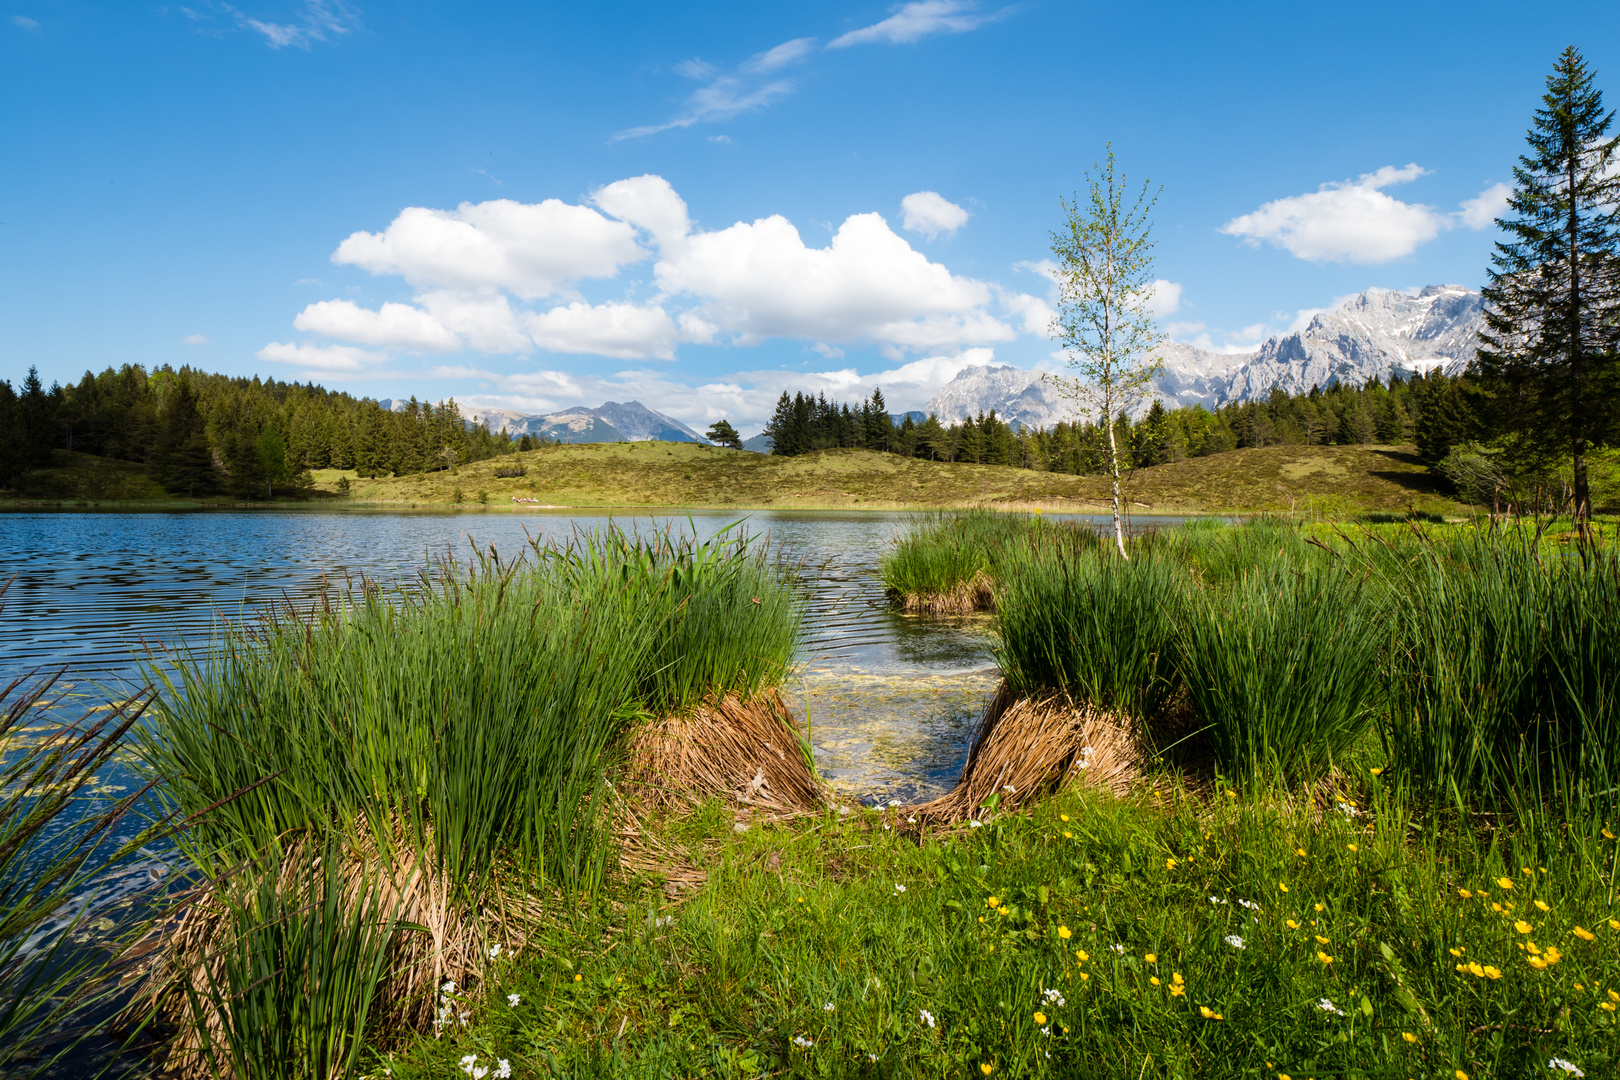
left=182, top=1, right=360, bottom=49
left=612, top=39, right=812, bottom=141
left=829, top=1, right=1012, bottom=48
left=11, top=14, right=39, bottom=29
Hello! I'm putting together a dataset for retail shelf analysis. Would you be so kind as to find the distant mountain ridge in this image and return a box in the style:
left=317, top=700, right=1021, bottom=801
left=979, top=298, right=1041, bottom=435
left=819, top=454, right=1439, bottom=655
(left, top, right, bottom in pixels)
left=926, top=284, right=1484, bottom=429
left=462, top=400, right=705, bottom=444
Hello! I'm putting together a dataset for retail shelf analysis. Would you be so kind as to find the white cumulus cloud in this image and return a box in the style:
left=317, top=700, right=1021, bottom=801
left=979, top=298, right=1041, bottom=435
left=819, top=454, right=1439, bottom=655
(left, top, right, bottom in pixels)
left=331, top=199, right=644, bottom=298
left=900, top=191, right=969, bottom=239
left=1146, top=279, right=1183, bottom=318
left=181, top=333, right=209, bottom=346
left=294, top=299, right=461, bottom=352
left=829, top=1, right=1007, bottom=47
left=524, top=302, right=682, bottom=360
left=1220, top=164, right=1445, bottom=264
left=256, top=340, right=383, bottom=373
left=1458, top=182, right=1511, bottom=230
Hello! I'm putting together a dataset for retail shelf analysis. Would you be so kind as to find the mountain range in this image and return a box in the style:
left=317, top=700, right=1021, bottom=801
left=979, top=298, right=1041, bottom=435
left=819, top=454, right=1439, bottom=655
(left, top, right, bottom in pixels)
left=925, top=284, right=1484, bottom=428
left=460, top=401, right=706, bottom=444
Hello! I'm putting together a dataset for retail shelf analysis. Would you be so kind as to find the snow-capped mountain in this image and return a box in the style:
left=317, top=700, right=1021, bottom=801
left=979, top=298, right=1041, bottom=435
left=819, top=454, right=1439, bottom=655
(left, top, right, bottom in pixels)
left=926, top=285, right=1485, bottom=427
left=463, top=400, right=705, bottom=444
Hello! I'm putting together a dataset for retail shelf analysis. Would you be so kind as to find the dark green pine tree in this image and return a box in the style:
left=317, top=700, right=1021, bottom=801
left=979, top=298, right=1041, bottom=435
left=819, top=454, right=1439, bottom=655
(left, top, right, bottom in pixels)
left=155, top=378, right=218, bottom=497
left=704, top=419, right=743, bottom=449
left=17, top=367, right=57, bottom=469
left=1476, top=46, right=1620, bottom=527
left=864, top=387, right=892, bottom=451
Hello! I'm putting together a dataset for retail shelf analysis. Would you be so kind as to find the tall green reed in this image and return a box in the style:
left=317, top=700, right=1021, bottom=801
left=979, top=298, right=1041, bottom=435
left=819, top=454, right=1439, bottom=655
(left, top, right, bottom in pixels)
left=880, top=510, right=1096, bottom=603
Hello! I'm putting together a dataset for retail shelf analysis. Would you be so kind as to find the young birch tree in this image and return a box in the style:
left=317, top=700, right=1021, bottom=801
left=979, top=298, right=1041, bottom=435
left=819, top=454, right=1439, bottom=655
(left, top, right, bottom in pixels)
left=1045, top=148, right=1165, bottom=559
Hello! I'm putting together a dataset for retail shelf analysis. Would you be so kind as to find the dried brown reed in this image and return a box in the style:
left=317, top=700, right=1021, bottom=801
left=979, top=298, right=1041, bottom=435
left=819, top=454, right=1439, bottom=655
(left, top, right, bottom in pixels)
left=903, top=681, right=1140, bottom=823
left=893, top=570, right=995, bottom=614
left=621, top=690, right=824, bottom=815
left=125, top=831, right=541, bottom=1080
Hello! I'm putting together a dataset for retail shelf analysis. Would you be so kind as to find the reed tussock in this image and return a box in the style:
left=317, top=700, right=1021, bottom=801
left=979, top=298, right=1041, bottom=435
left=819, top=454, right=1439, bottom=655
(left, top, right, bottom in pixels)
left=622, top=690, right=822, bottom=814
left=128, top=830, right=525, bottom=1080
left=904, top=683, right=1139, bottom=823
left=893, top=570, right=994, bottom=614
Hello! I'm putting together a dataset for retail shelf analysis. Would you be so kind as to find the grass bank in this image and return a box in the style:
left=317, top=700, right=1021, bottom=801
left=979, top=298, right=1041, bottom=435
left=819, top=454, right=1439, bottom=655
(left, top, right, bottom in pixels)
left=2, top=442, right=1465, bottom=515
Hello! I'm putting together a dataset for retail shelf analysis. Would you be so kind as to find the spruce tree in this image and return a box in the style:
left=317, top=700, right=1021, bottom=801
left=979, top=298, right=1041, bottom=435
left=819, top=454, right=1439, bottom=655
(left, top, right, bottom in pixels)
left=704, top=419, right=743, bottom=449
left=1477, top=46, right=1620, bottom=528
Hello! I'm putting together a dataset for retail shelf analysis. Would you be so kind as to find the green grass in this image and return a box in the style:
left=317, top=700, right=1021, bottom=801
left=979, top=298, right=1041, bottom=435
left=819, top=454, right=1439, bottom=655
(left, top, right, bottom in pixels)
left=380, top=785, right=1620, bottom=1080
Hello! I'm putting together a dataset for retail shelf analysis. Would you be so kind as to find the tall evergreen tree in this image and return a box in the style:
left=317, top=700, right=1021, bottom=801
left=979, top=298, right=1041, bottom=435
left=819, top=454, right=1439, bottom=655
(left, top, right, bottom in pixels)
left=704, top=419, right=743, bottom=449
left=1477, top=46, right=1620, bottom=528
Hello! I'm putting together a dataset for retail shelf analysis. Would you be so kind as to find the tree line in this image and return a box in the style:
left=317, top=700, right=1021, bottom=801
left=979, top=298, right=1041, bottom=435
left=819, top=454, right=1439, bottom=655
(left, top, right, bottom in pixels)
left=0, top=363, right=523, bottom=497
left=761, top=368, right=1478, bottom=476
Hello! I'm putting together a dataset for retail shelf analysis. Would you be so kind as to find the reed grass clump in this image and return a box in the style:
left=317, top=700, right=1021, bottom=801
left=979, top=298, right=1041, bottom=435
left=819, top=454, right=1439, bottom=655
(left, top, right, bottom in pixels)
left=880, top=510, right=1096, bottom=612
left=131, top=523, right=808, bottom=1079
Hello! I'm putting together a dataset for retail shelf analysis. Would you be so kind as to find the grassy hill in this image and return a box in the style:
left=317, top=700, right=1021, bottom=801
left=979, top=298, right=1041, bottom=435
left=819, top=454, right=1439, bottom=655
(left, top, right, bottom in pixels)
left=1, top=442, right=1466, bottom=515
left=310, top=441, right=1460, bottom=515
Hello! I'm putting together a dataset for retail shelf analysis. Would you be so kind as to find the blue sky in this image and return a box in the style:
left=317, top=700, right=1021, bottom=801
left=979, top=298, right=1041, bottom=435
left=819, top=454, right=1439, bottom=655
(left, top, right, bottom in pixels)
left=3, top=0, right=1616, bottom=434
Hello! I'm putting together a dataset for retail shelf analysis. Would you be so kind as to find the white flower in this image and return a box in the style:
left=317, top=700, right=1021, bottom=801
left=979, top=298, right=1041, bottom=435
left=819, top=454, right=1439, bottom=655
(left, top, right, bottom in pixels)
left=1336, top=801, right=1359, bottom=817
left=919, top=1008, right=936, bottom=1028
left=1316, top=998, right=1345, bottom=1017
left=1042, top=988, right=1066, bottom=1006
left=489, top=944, right=502, bottom=959
left=907, top=816, right=917, bottom=823
left=1110, top=943, right=1125, bottom=954
left=824, top=1002, right=835, bottom=1011
left=459, top=1056, right=478, bottom=1075
left=472, top=1070, right=488, bottom=1080
left=1549, top=1059, right=1585, bottom=1076
left=653, top=915, right=673, bottom=928
left=443, top=981, right=458, bottom=993
left=1002, top=785, right=1016, bottom=793
left=1224, top=935, right=1246, bottom=950
left=868, top=1053, right=878, bottom=1062
left=1040, top=1026, right=1051, bottom=1036
left=495, top=1061, right=511, bottom=1080
left=1208, top=896, right=1227, bottom=905
left=1237, top=898, right=1259, bottom=910
left=882, top=823, right=891, bottom=831
left=507, top=993, right=521, bottom=1007
left=793, top=1035, right=814, bottom=1048
left=969, top=820, right=983, bottom=828
left=888, top=799, right=901, bottom=808
left=894, top=883, right=906, bottom=893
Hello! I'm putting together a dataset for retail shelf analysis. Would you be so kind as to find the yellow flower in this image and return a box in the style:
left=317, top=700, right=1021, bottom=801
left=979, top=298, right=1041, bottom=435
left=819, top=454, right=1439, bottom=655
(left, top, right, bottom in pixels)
left=1314, top=935, right=1330, bottom=945
left=1535, top=900, right=1550, bottom=912
left=1316, top=951, right=1334, bottom=965
left=1076, top=950, right=1088, bottom=961
left=574, top=973, right=583, bottom=982
left=1226, top=790, right=1237, bottom=799
left=1458, top=888, right=1473, bottom=899
left=1573, top=926, right=1596, bottom=941
left=1492, top=903, right=1504, bottom=913
left=1278, top=883, right=1289, bottom=893
left=1295, top=848, right=1307, bottom=858
left=1058, top=925, right=1072, bottom=939
left=1402, top=1032, right=1418, bottom=1043
left=1528, top=957, right=1549, bottom=970
left=1527, top=942, right=1542, bottom=955
left=1455, top=963, right=1467, bottom=973
left=987, top=896, right=999, bottom=908
left=981, top=1065, right=994, bottom=1075
left=1515, top=920, right=1534, bottom=934
left=1169, top=984, right=1184, bottom=997
left=1150, top=976, right=1160, bottom=986
left=1496, top=877, right=1514, bottom=890
left=1287, top=920, right=1301, bottom=930
left=1370, top=767, right=1383, bottom=775
left=1033, top=1011, right=1047, bottom=1025
left=1199, top=1005, right=1223, bottom=1020
left=979, top=917, right=985, bottom=923
left=1574, top=983, right=1585, bottom=991
left=1172, top=971, right=1184, bottom=984
left=1314, top=903, right=1325, bottom=913
left=1600, top=1001, right=1617, bottom=1013
left=1145, top=953, right=1157, bottom=963
left=1063, top=831, right=1073, bottom=839
left=1456, top=1072, right=1470, bottom=1080
left=1602, top=827, right=1615, bottom=839
left=1483, top=966, right=1502, bottom=979
left=1449, top=947, right=1463, bottom=957
left=1279, top=1074, right=1292, bottom=1080
left=1165, top=857, right=1176, bottom=869
left=1467, top=962, right=1485, bottom=977
left=1060, top=814, right=1070, bottom=822
left=1347, top=843, right=1359, bottom=852
left=1079, top=971, right=1090, bottom=981
left=1545, top=947, right=1563, bottom=964
left=1610, top=919, right=1620, bottom=931
left=1608, top=989, right=1620, bottom=1002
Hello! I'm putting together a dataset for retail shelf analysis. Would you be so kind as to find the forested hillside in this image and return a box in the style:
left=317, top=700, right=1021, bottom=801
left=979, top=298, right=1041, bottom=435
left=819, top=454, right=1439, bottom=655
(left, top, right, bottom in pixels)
left=0, top=364, right=520, bottom=498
